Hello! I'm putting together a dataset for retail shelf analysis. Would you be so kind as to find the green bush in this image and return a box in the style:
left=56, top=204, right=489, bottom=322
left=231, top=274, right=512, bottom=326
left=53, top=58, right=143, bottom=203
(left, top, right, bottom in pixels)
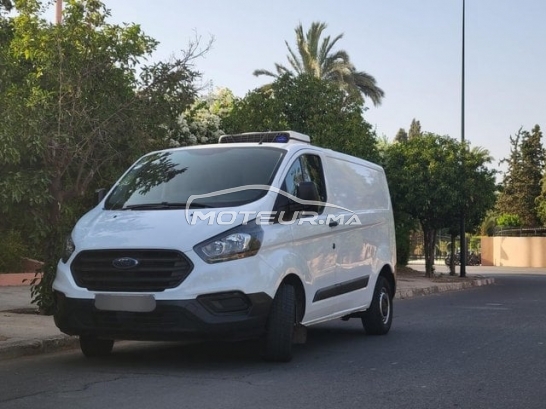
left=497, top=214, right=522, bottom=228
left=396, top=228, right=411, bottom=266
left=0, top=230, right=28, bottom=272
left=469, top=235, right=481, bottom=252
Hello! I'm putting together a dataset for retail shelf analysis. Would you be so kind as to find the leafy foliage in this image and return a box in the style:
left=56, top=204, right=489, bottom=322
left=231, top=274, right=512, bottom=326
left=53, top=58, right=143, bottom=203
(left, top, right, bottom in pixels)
left=253, top=22, right=384, bottom=107
left=384, top=133, right=496, bottom=276
left=166, top=88, right=234, bottom=147
left=497, top=126, right=545, bottom=227
left=480, top=210, right=498, bottom=236
left=394, top=128, right=408, bottom=143
left=462, top=146, right=499, bottom=233
left=537, top=179, right=546, bottom=226
left=0, top=0, right=206, bottom=312
left=0, top=230, right=27, bottom=272
left=0, top=0, right=12, bottom=12
left=222, top=74, right=379, bottom=162
left=496, top=214, right=522, bottom=228
left=392, top=211, right=416, bottom=267
left=408, top=118, right=422, bottom=140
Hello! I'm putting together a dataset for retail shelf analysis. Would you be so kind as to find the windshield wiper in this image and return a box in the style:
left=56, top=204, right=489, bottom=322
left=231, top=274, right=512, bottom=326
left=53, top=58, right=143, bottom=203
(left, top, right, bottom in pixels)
left=121, top=202, right=213, bottom=210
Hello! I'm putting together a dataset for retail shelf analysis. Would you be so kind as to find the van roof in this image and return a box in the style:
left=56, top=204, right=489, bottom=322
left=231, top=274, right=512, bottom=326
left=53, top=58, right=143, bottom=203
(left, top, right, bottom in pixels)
left=146, top=131, right=382, bottom=171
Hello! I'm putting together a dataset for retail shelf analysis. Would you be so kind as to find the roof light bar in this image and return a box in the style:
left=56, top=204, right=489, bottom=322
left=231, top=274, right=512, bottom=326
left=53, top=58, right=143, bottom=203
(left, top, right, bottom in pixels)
left=218, top=131, right=310, bottom=145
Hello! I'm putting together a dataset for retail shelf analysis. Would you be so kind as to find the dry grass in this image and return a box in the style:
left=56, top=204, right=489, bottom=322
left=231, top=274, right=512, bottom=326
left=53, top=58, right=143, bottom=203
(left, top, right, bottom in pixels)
left=396, top=265, right=425, bottom=277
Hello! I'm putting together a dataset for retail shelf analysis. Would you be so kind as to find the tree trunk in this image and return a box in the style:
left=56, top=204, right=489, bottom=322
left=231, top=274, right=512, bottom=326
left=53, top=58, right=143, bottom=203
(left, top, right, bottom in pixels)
left=31, top=177, right=65, bottom=314
left=449, top=232, right=457, bottom=275
left=423, top=228, right=437, bottom=278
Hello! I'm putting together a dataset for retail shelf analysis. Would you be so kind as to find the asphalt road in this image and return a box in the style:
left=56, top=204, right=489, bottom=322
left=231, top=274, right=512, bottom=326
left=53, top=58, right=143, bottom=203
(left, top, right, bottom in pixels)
left=1, top=275, right=545, bottom=409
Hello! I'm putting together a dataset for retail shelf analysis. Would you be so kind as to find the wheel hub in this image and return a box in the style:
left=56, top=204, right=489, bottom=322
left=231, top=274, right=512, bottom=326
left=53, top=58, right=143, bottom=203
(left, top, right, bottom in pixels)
left=379, top=288, right=391, bottom=324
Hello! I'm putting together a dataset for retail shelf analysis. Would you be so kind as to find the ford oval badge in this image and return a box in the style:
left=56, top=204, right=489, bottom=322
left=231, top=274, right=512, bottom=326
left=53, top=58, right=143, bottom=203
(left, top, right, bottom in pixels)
left=112, top=257, right=139, bottom=269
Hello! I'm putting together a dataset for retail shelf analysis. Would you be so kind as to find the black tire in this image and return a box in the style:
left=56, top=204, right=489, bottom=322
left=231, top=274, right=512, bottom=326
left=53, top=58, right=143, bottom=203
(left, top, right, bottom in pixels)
left=361, top=276, right=393, bottom=335
left=79, top=335, right=114, bottom=358
left=263, top=284, right=296, bottom=362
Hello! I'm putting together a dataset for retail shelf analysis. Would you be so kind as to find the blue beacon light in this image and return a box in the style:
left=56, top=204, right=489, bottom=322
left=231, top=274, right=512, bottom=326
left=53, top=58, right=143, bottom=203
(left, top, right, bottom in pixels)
left=273, top=134, right=289, bottom=143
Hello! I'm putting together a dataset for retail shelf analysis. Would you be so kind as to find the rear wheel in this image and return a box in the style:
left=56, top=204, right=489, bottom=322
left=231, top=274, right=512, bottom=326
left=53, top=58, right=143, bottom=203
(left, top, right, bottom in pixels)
left=79, top=335, right=114, bottom=358
left=362, top=276, right=393, bottom=335
left=263, top=284, right=296, bottom=362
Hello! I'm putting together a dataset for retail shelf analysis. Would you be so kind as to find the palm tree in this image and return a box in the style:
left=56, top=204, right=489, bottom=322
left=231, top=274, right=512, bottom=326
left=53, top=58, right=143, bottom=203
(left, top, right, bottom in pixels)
left=253, top=22, right=384, bottom=106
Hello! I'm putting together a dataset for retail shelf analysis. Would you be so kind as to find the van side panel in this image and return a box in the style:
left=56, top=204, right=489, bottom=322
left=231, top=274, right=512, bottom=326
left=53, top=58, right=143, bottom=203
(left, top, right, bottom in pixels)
left=324, top=155, right=390, bottom=211
left=320, top=154, right=395, bottom=315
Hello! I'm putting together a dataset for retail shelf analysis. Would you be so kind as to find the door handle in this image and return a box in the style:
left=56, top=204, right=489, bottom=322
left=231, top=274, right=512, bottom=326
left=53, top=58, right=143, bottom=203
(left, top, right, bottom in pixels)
left=329, top=220, right=339, bottom=227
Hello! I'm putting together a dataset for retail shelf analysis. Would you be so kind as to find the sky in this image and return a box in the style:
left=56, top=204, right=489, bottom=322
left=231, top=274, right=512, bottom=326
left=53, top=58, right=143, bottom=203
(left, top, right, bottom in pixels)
left=53, top=1, right=546, bottom=174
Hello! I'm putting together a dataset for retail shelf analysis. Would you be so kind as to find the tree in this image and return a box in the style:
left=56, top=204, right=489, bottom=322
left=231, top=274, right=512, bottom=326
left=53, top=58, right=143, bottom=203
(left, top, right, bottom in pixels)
left=537, top=179, right=546, bottom=226
left=497, top=126, right=544, bottom=227
left=222, top=74, right=379, bottom=162
left=496, top=214, right=522, bottom=228
left=480, top=210, right=498, bottom=236
left=253, top=22, right=384, bottom=107
left=394, top=128, right=408, bottom=143
left=384, top=134, right=459, bottom=276
left=444, top=146, right=498, bottom=274
left=408, top=118, right=422, bottom=140
left=0, top=0, right=206, bottom=311
left=384, top=134, right=496, bottom=277
left=0, top=0, right=12, bottom=12
left=376, top=134, right=391, bottom=158
left=207, top=87, right=236, bottom=117
left=376, top=136, right=414, bottom=266
left=463, top=146, right=498, bottom=233
left=393, top=210, right=417, bottom=267
left=167, top=88, right=235, bottom=147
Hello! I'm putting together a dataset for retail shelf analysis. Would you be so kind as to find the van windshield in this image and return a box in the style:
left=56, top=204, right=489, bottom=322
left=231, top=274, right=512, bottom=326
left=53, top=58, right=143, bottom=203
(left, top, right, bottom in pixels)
left=105, top=147, right=285, bottom=210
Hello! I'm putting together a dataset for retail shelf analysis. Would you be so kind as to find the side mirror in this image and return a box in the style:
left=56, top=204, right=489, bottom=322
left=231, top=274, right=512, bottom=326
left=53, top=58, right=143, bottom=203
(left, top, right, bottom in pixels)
left=297, top=181, right=319, bottom=201
left=95, top=188, right=107, bottom=205
left=296, top=181, right=320, bottom=213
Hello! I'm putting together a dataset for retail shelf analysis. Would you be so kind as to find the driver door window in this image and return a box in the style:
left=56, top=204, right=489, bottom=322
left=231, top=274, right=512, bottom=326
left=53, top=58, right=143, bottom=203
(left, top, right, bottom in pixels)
left=275, top=154, right=327, bottom=217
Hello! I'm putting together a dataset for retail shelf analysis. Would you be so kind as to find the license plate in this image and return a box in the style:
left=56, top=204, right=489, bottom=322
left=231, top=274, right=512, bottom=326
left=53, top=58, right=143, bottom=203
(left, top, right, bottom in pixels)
left=94, top=294, right=156, bottom=312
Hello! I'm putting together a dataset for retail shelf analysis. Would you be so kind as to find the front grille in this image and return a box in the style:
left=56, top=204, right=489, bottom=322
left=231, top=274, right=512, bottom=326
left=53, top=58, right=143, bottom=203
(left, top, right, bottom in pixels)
left=71, top=249, right=193, bottom=292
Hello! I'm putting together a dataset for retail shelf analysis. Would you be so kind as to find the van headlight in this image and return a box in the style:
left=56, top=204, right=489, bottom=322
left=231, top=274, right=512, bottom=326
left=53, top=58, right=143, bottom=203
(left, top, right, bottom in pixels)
left=62, top=235, right=75, bottom=263
left=194, top=222, right=263, bottom=263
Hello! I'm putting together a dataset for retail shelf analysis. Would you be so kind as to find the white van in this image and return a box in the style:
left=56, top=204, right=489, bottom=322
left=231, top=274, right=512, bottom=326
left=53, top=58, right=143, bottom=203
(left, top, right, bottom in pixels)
left=53, top=131, right=396, bottom=362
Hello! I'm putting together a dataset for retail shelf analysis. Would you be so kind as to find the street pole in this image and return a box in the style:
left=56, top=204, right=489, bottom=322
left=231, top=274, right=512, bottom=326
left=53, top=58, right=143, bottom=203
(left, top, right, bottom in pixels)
left=460, top=0, right=467, bottom=277
left=55, top=0, right=62, bottom=24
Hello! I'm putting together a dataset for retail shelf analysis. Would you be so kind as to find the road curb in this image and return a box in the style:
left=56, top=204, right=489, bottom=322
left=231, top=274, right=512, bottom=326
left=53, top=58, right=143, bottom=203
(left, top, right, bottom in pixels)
left=395, top=277, right=495, bottom=299
left=0, top=335, right=79, bottom=361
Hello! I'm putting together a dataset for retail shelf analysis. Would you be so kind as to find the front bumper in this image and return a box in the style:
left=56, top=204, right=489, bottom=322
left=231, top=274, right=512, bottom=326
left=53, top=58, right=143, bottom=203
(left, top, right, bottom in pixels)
left=53, top=291, right=272, bottom=342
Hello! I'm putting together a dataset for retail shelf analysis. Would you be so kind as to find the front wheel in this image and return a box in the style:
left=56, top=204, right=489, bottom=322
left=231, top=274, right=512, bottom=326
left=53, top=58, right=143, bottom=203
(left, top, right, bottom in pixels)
left=263, top=283, right=296, bottom=362
left=79, top=335, right=114, bottom=358
left=361, top=276, right=393, bottom=335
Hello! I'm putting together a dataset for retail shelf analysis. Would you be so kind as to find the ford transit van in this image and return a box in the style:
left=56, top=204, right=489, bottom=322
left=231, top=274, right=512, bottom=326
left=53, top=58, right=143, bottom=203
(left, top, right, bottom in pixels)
left=53, top=131, right=396, bottom=362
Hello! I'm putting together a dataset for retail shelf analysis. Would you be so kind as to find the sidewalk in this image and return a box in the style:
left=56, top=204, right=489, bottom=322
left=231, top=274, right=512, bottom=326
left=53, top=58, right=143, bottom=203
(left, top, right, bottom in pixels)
left=0, top=269, right=495, bottom=361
